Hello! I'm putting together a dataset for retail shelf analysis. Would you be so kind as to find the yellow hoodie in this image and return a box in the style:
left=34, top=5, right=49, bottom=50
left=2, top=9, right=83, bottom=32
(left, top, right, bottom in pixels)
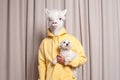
left=38, top=27, right=87, bottom=80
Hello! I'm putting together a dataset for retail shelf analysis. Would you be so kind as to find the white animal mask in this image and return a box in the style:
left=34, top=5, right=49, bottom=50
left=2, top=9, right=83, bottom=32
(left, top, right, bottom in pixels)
left=46, top=9, right=67, bottom=35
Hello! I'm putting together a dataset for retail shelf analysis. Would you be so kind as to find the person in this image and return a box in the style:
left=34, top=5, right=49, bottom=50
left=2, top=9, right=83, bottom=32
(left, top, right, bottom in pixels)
left=38, top=9, right=87, bottom=80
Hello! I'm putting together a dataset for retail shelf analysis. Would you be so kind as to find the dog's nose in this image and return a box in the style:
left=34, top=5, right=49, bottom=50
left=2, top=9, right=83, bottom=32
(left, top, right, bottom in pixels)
left=66, top=44, right=68, bottom=46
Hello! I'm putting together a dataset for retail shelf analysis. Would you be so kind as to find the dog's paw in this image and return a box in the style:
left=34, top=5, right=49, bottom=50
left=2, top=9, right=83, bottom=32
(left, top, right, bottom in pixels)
left=52, top=58, right=57, bottom=64
left=52, top=61, right=56, bottom=64
left=64, top=61, right=69, bottom=65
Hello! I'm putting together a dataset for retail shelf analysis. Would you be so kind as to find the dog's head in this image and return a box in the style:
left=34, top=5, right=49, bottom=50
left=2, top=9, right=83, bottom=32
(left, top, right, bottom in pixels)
left=59, top=40, right=71, bottom=50
left=45, top=9, right=67, bottom=31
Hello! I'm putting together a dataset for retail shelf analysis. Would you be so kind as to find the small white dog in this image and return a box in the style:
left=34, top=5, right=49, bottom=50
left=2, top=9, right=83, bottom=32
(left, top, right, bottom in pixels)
left=52, top=40, right=77, bottom=78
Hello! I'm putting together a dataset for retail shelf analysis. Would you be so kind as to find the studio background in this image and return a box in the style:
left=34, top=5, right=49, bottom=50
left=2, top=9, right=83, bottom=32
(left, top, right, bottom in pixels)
left=0, top=0, right=120, bottom=80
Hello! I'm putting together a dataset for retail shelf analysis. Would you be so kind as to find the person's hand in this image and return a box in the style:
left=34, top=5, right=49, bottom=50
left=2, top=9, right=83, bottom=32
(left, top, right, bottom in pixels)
left=57, top=54, right=65, bottom=65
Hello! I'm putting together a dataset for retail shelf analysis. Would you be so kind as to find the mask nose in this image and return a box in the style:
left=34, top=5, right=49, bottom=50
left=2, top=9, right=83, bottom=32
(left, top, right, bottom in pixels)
left=52, top=21, right=57, bottom=24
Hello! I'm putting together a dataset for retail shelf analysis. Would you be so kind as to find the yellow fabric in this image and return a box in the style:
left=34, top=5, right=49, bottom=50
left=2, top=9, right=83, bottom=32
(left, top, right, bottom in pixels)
left=38, top=27, right=87, bottom=80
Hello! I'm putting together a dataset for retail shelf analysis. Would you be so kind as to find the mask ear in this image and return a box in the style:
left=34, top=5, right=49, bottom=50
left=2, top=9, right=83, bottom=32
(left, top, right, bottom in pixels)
left=62, top=9, right=67, bottom=16
left=45, top=8, right=50, bottom=17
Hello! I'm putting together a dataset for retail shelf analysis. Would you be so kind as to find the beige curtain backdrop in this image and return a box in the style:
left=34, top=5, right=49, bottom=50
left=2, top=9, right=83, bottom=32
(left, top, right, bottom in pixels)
left=0, top=0, right=120, bottom=80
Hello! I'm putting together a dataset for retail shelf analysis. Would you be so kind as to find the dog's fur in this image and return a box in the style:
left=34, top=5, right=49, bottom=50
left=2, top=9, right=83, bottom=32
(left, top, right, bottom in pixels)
left=46, top=9, right=67, bottom=35
left=52, top=40, right=77, bottom=78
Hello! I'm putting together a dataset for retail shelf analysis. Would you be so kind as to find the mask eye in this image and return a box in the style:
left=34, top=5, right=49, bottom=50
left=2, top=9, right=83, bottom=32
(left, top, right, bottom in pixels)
left=59, top=18, right=62, bottom=20
left=49, top=18, right=52, bottom=21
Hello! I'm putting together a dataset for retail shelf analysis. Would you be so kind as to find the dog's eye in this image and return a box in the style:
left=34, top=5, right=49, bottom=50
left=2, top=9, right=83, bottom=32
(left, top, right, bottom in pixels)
left=59, top=18, right=62, bottom=20
left=63, top=41, right=65, bottom=43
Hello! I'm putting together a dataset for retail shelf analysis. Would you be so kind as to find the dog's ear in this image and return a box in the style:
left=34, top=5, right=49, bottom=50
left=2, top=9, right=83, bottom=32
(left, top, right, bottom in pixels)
left=58, top=41, right=62, bottom=49
left=69, top=42, right=72, bottom=48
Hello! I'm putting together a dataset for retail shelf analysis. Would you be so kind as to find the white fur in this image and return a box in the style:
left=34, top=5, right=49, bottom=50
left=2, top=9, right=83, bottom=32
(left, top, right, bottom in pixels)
left=52, top=40, right=78, bottom=78
left=46, top=9, right=67, bottom=35
left=52, top=40, right=77, bottom=65
left=60, top=49, right=77, bottom=65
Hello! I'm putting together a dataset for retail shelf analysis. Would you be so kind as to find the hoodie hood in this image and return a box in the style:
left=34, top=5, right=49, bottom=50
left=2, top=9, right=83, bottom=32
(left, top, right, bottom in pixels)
left=47, top=27, right=67, bottom=37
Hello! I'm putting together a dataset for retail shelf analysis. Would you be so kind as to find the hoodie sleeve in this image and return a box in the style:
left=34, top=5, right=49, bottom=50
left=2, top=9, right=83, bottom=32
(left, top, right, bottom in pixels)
left=67, top=39, right=87, bottom=67
left=38, top=41, right=46, bottom=80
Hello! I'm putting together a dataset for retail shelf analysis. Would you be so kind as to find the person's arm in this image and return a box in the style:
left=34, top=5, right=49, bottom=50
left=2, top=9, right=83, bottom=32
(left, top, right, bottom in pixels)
left=67, top=40, right=87, bottom=67
left=38, top=42, right=46, bottom=80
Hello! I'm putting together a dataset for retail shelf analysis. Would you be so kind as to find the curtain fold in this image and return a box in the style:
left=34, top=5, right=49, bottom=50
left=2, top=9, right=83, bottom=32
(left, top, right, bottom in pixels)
left=0, top=0, right=120, bottom=80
